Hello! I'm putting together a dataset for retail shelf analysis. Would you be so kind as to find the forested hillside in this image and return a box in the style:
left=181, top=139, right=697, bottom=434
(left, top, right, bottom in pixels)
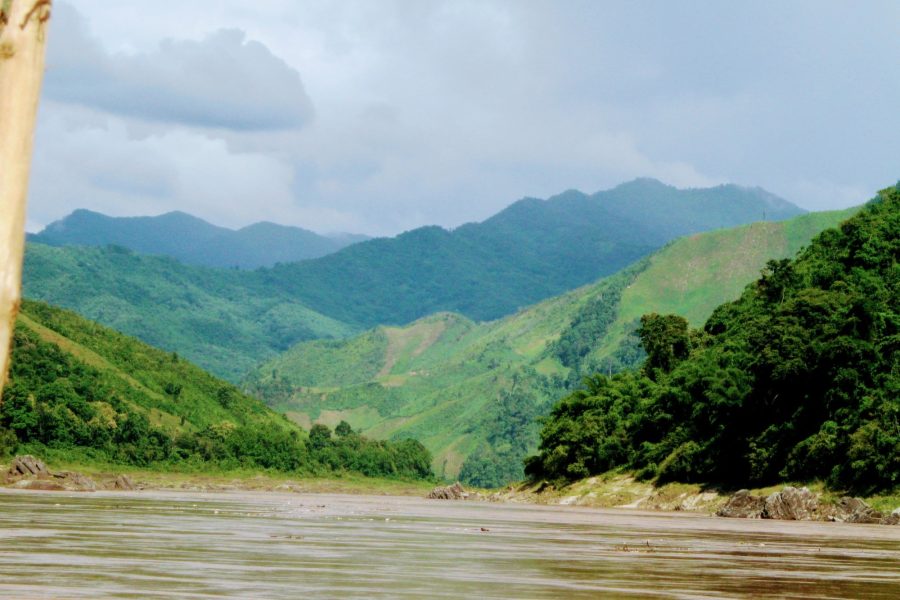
left=247, top=208, right=852, bottom=486
left=0, top=300, right=432, bottom=481
left=528, top=186, right=899, bottom=493
left=22, top=244, right=356, bottom=381
left=31, top=209, right=366, bottom=269
left=262, top=179, right=803, bottom=326
left=24, top=180, right=801, bottom=381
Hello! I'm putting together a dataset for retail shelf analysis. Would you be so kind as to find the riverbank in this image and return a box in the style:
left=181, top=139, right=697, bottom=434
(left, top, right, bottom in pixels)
left=0, top=455, right=435, bottom=497
left=489, top=472, right=900, bottom=517
left=3, top=454, right=898, bottom=518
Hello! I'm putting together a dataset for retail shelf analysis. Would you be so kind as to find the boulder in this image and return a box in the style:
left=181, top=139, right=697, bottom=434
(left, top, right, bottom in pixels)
left=427, top=482, right=469, bottom=500
left=762, top=486, right=819, bottom=520
left=8, top=455, right=49, bottom=478
left=716, top=490, right=766, bottom=518
left=822, top=496, right=900, bottom=525
left=828, top=496, right=879, bottom=523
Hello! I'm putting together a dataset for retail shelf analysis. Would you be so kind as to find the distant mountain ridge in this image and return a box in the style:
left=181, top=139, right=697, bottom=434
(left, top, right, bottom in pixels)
left=23, top=178, right=804, bottom=381
left=263, top=178, right=805, bottom=327
left=30, top=209, right=368, bottom=269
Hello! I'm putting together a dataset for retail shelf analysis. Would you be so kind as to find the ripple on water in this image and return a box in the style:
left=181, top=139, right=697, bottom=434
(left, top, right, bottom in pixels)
left=1, top=489, right=899, bottom=599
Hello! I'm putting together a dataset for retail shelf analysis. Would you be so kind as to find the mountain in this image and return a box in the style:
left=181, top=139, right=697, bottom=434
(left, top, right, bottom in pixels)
left=22, top=243, right=356, bottom=381
left=260, top=179, right=804, bottom=327
left=245, top=207, right=855, bottom=485
left=0, top=300, right=432, bottom=480
left=22, top=179, right=803, bottom=382
left=529, top=185, right=900, bottom=493
left=30, top=209, right=367, bottom=269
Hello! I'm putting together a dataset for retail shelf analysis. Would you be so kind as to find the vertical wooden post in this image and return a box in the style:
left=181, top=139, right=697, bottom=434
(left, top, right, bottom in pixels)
left=0, top=0, right=52, bottom=397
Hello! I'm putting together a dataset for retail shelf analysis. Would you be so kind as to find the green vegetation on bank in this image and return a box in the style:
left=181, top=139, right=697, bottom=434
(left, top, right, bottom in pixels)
left=527, top=186, right=900, bottom=494
left=0, top=300, right=432, bottom=482
left=248, top=208, right=853, bottom=487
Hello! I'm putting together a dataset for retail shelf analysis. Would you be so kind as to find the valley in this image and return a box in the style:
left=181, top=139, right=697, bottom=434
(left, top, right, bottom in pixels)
left=247, top=208, right=857, bottom=483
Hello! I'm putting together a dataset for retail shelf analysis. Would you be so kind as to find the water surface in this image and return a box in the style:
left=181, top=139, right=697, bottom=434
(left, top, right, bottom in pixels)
left=1, top=489, right=898, bottom=598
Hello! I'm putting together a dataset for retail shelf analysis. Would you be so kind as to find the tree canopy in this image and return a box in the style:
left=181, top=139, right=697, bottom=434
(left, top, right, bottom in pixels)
left=527, top=185, right=900, bottom=494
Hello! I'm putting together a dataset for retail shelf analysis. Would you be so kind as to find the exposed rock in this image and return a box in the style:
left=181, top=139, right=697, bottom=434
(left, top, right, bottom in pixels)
left=15, top=479, right=66, bottom=491
left=427, top=482, right=469, bottom=500
left=113, top=474, right=135, bottom=491
left=8, top=455, right=49, bottom=478
left=52, top=471, right=97, bottom=492
left=825, top=497, right=876, bottom=523
left=718, top=488, right=899, bottom=525
left=716, top=489, right=766, bottom=518
left=762, top=486, right=818, bottom=520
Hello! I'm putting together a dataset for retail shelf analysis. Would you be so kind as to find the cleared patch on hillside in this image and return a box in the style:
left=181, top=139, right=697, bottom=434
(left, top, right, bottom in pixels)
left=252, top=209, right=859, bottom=481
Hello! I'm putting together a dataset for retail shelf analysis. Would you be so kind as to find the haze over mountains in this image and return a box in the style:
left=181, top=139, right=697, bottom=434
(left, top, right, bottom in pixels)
left=30, top=209, right=369, bottom=269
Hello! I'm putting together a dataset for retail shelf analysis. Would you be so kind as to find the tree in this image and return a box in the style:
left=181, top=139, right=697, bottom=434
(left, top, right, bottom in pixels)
left=308, top=423, right=332, bottom=451
left=335, top=420, right=353, bottom=438
left=638, top=313, right=691, bottom=376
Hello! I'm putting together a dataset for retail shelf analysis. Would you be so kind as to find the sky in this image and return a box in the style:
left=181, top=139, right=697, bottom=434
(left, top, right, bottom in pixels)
left=26, top=0, right=900, bottom=236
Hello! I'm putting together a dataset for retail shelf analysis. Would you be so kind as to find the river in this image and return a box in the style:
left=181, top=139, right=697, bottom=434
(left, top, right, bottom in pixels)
left=1, top=488, right=898, bottom=598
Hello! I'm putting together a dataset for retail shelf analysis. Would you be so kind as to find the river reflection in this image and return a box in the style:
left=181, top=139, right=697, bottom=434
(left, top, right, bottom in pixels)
left=1, top=488, right=898, bottom=598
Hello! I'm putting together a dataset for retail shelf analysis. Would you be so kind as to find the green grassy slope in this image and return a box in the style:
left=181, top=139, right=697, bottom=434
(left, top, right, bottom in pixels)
left=1, top=300, right=433, bottom=480
left=10, top=299, right=296, bottom=440
left=22, top=244, right=356, bottom=381
left=247, top=208, right=858, bottom=483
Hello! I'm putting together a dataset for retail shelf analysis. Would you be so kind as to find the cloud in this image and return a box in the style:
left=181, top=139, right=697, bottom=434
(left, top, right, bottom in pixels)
left=27, top=103, right=363, bottom=234
left=28, top=1, right=900, bottom=236
left=44, top=3, right=313, bottom=131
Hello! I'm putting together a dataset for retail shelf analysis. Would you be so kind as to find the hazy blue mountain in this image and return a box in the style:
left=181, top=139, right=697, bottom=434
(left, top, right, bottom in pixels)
left=30, top=209, right=367, bottom=269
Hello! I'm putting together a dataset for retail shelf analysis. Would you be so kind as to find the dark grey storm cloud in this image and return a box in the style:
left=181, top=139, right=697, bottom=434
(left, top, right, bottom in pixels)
left=44, top=3, right=313, bottom=131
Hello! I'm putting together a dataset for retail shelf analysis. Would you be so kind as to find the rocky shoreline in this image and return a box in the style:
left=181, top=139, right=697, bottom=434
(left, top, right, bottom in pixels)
left=5, top=455, right=135, bottom=492
left=716, top=486, right=900, bottom=525
left=427, top=479, right=900, bottom=526
left=5, top=455, right=899, bottom=526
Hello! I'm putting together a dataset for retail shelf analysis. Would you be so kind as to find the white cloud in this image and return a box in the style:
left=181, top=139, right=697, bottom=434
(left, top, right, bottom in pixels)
left=45, top=3, right=313, bottom=131
left=28, top=1, right=900, bottom=235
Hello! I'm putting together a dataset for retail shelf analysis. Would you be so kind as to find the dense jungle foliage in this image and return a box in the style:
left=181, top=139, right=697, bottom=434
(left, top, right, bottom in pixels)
left=0, top=301, right=432, bottom=480
left=527, top=186, right=900, bottom=493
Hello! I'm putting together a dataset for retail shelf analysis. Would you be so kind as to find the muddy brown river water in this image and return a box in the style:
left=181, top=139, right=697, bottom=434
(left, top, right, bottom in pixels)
left=1, top=488, right=898, bottom=598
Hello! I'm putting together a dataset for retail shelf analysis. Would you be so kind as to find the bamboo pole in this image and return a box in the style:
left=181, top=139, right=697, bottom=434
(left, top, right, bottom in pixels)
left=0, top=0, right=52, bottom=397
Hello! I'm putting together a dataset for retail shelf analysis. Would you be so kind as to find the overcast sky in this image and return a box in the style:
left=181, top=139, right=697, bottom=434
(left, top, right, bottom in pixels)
left=27, top=0, right=900, bottom=235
